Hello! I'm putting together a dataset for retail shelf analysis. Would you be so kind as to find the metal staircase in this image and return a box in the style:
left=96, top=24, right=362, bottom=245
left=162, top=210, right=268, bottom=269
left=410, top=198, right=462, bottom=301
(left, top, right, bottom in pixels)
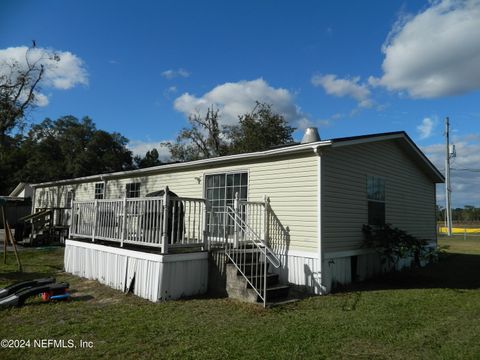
left=224, top=203, right=291, bottom=307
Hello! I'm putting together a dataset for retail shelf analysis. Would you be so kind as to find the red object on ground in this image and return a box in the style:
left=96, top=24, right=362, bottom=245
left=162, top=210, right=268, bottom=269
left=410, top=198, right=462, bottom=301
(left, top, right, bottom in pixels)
left=41, top=291, right=52, bottom=301
left=41, top=287, right=69, bottom=301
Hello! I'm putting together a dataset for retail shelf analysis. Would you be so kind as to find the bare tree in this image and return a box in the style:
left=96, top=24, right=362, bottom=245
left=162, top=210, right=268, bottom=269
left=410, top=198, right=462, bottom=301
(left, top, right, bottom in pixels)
left=163, top=106, right=228, bottom=161
left=0, top=42, right=59, bottom=147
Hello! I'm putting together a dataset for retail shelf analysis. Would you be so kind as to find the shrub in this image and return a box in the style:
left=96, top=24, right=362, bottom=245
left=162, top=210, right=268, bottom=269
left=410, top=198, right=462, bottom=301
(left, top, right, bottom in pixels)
left=362, top=224, right=432, bottom=268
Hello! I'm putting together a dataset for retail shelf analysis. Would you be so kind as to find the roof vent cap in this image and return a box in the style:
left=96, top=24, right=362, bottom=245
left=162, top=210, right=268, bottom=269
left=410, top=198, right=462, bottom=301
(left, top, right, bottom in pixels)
left=301, top=127, right=321, bottom=144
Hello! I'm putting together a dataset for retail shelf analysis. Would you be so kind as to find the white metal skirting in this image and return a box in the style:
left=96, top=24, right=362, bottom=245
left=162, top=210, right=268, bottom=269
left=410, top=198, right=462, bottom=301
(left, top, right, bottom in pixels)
left=324, top=251, right=415, bottom=290
left=64, top=239, right=208, bottom=301
left=272, top=253, right=323, bottom=295
left=271, top=250, right=417, bottom=295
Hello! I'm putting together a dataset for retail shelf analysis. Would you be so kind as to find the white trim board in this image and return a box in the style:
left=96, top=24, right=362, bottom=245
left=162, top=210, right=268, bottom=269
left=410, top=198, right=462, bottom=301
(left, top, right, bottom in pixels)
left=33, top=141, right=331, bottom=187
left=65, top=239, right=208, bottom=263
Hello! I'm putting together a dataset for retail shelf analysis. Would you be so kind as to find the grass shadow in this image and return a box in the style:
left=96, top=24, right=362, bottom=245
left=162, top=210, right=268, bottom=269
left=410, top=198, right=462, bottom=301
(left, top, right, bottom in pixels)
left=70, top=294, right=95, bottom=302
left=0, top=271, right=59, bottom=283
left=334, top=252, right=480, bottom=293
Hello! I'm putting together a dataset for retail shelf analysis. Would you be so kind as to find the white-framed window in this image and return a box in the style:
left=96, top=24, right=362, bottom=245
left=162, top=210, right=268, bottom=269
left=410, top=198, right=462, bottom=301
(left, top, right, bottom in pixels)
left=126, top=182, right=141, bottom=198
left=367, top=175, right=385, bottom=226
left=95, top=182, right=105, bottom=199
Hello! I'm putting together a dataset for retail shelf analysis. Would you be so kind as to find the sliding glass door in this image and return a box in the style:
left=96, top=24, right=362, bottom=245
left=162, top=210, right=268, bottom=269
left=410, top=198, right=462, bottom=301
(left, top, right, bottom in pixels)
left=205, top=172, right=248, bottom=239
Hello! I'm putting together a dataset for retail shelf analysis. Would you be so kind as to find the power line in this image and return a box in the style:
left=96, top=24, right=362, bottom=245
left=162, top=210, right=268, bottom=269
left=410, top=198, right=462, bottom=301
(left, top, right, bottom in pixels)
left=451, top=168, right=480, bottom=172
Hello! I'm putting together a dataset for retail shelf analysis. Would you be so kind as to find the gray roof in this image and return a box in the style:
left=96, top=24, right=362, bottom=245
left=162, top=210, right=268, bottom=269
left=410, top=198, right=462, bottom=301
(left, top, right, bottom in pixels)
left=32, top=131, right=444, bottom=187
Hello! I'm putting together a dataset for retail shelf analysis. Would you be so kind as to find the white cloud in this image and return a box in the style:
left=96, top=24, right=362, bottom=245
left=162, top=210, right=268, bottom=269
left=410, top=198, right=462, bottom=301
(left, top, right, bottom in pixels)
left=161, top=68, right=190, bottom=79
left=311, top=74, right=373, bottom=108
left=0, top=45, right=88, bottom=106
left=161, top=86, right=179, bottom=101
left=164, top=85, right=177, bottom=96
left=173, top=78, right=310, bottom=127
left=376, top=0, right=480, bottom=98
left=417, top=117, right=436, bottom=139
left=33, top=92, right=49, bottom=107
left=128, top=140, right=172, bottom=162
left=423, top=134, right=480, bottom=207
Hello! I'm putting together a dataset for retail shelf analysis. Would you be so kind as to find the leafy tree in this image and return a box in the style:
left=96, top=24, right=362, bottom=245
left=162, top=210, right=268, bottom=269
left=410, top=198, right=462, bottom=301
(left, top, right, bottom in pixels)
left=164, top=102, right=295, bottom=161
left=15, top=122, right=66, bottom=183
left=462, top=205, right=476, bottom=222
left=134, top=148, right=162, bottom=168
left=226, top=102, right=295, bottom=154
left=0, top=134, right=29, bottom=193
left=0, top=115, right=134, bottom=194
left=78, top=130, right=133, bottom=175
left=164, top=107, right=228, bottom=161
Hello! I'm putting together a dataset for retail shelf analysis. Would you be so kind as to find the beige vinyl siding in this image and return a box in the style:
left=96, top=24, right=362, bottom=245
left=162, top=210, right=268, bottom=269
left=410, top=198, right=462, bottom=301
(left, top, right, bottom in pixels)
left=34, top=152, right=319, bottom=252
left=107, top=154, right=318, bottom=252
left=323, top=140, right=436, bottom=253
left=34, top=182, right=96, bottom=209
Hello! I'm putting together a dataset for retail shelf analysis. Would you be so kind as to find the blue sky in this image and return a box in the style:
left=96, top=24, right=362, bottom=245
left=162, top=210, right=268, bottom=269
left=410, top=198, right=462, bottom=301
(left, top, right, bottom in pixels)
left=1, top=0, right=480, bottom=207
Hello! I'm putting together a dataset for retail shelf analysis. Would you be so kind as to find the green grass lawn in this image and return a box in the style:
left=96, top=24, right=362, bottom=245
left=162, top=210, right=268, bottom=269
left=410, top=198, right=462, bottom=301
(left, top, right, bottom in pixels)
left=438, top=234, right=480, bottom=255
left=1, top=240, right=480, bottom=359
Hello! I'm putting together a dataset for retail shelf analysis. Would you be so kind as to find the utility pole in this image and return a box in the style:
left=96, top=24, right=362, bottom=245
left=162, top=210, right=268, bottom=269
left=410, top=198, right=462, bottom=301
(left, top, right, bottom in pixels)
left=445, top=117, right=452, bottom=236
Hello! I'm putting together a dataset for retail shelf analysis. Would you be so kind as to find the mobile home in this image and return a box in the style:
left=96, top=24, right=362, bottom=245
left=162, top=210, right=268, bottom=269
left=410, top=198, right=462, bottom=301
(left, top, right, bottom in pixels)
left=30, top=130, right=443, bottom=305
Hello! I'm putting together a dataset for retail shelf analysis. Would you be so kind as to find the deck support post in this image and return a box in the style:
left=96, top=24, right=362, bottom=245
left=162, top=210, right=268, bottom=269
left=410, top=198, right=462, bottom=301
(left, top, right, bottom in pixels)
left=120, top=197, right=127, bottom=247
left=92, top=200, right=98, bottom=242
left=162, top=186, right=169, bottom=254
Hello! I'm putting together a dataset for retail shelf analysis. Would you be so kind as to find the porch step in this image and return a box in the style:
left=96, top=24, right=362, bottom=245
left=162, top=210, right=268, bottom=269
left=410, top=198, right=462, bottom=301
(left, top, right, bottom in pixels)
left=226, top=249, right=264, bottom=263
left=263, top=284, right=290, bottom=301
left=234, top=262, right=270, bottom=275
left=225, top=263, right=291, bottom=306
left=246, top=273, right=279, bottom=288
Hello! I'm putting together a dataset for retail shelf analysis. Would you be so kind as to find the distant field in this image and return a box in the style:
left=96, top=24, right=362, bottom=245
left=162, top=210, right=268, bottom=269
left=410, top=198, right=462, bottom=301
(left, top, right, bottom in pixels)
left=438, top=234, right=480, bottom=255
left=437, top=222, right=480, bottom=238
left=438, top=222, right=480, bottom=228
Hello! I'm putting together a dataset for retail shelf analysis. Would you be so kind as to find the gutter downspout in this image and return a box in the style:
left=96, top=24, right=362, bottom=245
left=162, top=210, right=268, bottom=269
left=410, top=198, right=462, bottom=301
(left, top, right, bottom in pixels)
left=313, top=145, right=328, bottom=294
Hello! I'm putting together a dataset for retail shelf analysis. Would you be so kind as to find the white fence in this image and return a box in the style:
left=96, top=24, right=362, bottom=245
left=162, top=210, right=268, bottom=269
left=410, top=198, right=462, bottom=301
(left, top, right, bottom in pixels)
left=70, top=189, right=208, bottom=253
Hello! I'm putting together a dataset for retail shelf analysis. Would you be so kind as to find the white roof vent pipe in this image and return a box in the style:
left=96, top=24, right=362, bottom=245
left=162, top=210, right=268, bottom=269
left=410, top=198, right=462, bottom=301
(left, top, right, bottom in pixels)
left=301, top=127, right=321, bottom=144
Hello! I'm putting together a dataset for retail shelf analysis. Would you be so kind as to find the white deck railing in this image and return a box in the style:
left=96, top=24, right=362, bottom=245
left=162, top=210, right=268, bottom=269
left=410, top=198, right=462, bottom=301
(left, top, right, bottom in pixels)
left=69, top=187, right=282, bottom=259
left=70, top=187, right=208, bottom=253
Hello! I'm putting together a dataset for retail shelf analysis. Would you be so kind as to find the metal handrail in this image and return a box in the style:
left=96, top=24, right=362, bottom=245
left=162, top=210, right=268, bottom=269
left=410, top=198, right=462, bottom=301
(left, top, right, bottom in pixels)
left=225, top=206, right=281, bottom=268
left=224, top=204, right=281, bottom=306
